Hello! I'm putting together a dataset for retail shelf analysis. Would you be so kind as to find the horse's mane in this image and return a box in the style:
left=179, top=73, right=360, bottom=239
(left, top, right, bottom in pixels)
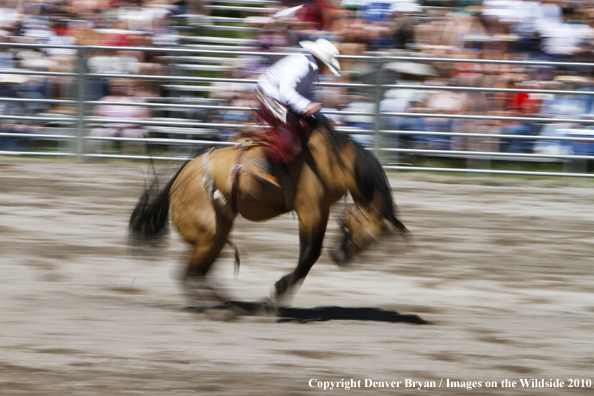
left=315, top=121, right=349, bottom=156
left=312, top=122, right=399, bottom=228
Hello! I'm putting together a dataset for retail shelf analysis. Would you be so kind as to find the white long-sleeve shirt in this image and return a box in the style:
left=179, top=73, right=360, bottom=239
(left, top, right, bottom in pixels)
left=257, top=53, right=318, bottom=114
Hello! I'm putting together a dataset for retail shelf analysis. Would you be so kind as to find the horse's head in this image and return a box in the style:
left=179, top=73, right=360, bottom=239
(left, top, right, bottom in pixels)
left=330, top=203, right=406, bottom=266
left=326, top=135, right=409, bottom=265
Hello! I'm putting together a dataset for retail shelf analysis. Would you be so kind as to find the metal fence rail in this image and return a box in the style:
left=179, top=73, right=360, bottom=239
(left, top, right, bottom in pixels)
left=1, top=42, right=594, bottom=177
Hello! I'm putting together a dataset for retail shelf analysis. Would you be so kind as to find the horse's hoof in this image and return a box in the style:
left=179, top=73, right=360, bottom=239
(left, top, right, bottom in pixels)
left=329, top=247, right=354, bottom=267
left=260, top=297, right=280, bottom=316
left=274, top=275, right=292, bottom=297
left=203, top=307, right=240, bottom=321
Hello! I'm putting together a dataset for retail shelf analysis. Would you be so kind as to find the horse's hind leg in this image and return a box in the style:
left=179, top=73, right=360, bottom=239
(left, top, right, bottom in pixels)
left=181, top=216, right=234, bottom=308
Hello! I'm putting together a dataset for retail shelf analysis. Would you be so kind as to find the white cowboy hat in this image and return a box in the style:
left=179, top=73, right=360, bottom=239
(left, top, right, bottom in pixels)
left=299, top=38, right=341, bottom=77
left=273, top=4, right=303, bottom=19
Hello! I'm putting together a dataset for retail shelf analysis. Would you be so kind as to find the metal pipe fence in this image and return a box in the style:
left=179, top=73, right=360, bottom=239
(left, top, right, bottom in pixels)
left=1, top=42, right=594, bottom=177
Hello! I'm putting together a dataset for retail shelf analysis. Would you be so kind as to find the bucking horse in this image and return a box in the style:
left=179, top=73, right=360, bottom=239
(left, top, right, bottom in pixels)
left=129, top=121, right=408, bottom=309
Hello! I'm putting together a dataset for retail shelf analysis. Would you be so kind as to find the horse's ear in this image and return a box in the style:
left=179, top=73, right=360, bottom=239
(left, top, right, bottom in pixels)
left=383, top=218, right=398, bottom=233
left=382, top=217, right=405, bottom=233
left=384, top=217, right=410, bottom=239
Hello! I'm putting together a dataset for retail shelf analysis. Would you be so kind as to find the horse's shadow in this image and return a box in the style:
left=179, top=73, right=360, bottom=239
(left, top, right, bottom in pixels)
left=188, top=301, right=428, bottom=324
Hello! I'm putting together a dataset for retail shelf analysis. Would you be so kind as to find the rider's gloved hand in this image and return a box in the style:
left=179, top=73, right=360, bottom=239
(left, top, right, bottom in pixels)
left=300, top=102, right=323, bottom=117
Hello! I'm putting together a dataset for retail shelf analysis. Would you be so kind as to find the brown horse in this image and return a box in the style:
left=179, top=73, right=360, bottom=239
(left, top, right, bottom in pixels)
left=129, top=124, right=408, bottom=306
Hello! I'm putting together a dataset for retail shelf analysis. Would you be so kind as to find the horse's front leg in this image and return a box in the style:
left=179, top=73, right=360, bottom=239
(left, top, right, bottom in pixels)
left=274, top=208, right=329, bottom=302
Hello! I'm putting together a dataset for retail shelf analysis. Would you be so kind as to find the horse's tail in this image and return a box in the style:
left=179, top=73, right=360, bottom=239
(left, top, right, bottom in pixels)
left=129, top=159, right=192, bottom=245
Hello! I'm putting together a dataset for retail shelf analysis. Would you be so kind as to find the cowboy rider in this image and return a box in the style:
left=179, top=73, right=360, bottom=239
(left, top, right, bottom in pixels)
left=253, top=38, right=341, bottom=186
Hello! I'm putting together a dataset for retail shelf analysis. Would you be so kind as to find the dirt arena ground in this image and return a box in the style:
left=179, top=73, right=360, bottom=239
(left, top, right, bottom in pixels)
left=1, top=159, right=593, bottom=395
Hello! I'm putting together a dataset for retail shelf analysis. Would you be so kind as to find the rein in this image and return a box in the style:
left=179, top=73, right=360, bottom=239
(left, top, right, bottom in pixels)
left=202, top=148, right=215, bottom=196
left=230, top=140, right=267, bottom=213
left=230, top=149, right=245, bottom=214
left=202, top=147, right=242, bottom=275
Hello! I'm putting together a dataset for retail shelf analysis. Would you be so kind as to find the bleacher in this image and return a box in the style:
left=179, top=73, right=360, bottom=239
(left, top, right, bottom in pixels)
left=145, top=1, right=279, bottom=143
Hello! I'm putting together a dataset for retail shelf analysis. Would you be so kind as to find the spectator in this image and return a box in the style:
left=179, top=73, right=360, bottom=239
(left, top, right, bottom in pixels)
left=0, top=0, right=22, bottom=36
left=218, top=88, right=257, bottom=141
left=68, top=19, right=101, bottom=46
left=124, top=0, right=178, bottom=46
left=0, top=70, right=34, bottom=151
left=88, top=78, right=150, bottom=154
left=492, top=82, right=544, bottom=153
left=421, top=78, right=466, bottom=149
left=380, top=64, right=431, bottom=149
left=389, top=3, right=419, bottom=50
left=537, top=6, right=594, bottom=63
left=319, top=74, right=347, bottom=126
left=297, top=0, right=341, bottom=31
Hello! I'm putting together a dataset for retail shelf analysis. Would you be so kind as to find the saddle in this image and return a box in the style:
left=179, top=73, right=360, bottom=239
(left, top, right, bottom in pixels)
left=253, top=89, right=312, bottom=166
left=223, top=91, right=313, bottom=211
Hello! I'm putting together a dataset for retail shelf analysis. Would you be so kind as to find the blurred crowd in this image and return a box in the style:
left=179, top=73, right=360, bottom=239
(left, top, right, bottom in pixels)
left=0, top=0, right=179, bottom=151
left=3, top=0, right=594, bottom=155
left=220, top=0, right=594, bottom=155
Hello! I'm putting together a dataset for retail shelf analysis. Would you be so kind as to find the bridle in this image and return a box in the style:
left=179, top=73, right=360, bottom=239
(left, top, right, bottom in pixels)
left=341, top=204, right=382, bottom=253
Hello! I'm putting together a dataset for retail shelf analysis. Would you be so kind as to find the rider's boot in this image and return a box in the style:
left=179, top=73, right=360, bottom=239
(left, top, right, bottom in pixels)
left=250, top=164, right=281, bottom=188
left=246, top=153, right=282, bottom=188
